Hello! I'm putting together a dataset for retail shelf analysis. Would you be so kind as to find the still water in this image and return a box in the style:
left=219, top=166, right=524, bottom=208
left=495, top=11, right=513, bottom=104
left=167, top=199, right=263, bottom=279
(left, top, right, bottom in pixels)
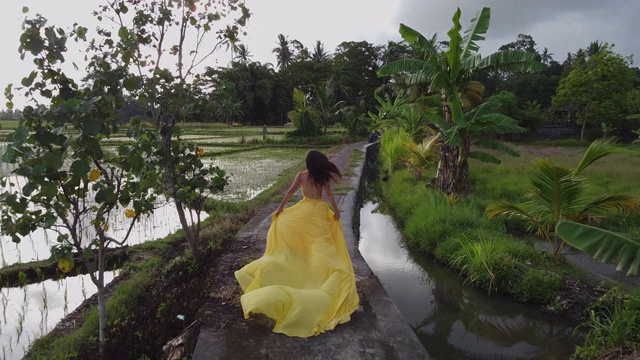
left=357, top=170, right=582, bottom=359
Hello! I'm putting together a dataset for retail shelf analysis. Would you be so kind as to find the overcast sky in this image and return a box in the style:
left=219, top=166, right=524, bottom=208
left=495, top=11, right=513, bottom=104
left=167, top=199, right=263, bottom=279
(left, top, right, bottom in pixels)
left=2, top=0, right=638, bottom=109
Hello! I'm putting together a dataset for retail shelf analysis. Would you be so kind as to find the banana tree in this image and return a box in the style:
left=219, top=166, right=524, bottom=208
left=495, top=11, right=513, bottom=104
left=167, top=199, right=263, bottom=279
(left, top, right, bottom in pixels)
left=378, top=7, right=543, bottom=195
left=424, top=100, right=526, bottom=194
left=556, top=221, right=640, bottom=276
left=487, top=138, right=640, bottom=257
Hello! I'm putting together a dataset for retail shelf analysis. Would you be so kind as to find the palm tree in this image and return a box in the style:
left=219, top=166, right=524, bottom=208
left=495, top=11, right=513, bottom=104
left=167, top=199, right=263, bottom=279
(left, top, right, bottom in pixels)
left=272, top=34, right=293, bottom=70
left=378, top=7, right=542, bottom=195
left=313, top=78, right=345, bottom=134
left=234, top=44, right=252, bottom=64
left=288, top=88, right=320, bottom=136
left=311, top=40, right=330, bottom=66
left=487, top=138, right=640, bottom=257
left=587, top=40, right=604, bottom=57
left=541, top=47, right=554, bottom=64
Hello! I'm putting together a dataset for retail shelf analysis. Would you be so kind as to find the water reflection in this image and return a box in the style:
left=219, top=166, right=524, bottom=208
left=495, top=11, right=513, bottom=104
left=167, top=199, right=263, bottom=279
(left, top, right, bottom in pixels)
left=0, top=271, right=119, bottom=360
left=359, top=200, right=581, bottom=360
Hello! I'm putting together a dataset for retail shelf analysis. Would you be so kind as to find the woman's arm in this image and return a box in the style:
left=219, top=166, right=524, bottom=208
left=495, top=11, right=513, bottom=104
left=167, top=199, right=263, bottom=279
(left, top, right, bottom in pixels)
left=275, top=172, right=301, bottom=216
left=324, top=183, right=340, bottom=221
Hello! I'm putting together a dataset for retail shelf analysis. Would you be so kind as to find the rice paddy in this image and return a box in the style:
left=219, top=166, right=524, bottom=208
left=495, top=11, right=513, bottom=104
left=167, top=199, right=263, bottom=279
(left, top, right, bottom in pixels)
left=0, top=126, right=314, bottom=359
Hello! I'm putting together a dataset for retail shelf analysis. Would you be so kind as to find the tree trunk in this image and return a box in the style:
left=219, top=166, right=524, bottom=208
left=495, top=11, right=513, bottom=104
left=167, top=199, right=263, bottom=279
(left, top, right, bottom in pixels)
left=435, top=143, right=457, bottom=195
left=456, top=136, right=471, bottom=195
left=162, top=130, right=202, bottom=263
left=435, top=101, right=458, bottom=195
left=580, top=120, right=587, bottom=142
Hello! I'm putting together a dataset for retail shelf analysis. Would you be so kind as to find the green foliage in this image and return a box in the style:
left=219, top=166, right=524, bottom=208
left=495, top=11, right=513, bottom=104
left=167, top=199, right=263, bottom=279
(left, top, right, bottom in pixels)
left=487, top=138, right=640, bottom=256
left=556, top=221, right=640, bottom=276
left=382, top=169, right=568, bottom=302
left=379, top=128, right=412, bottom=173
left=552, top=45, right=636, bottom=136
left=378, top=7, right=540, bottom=195
left=288, top=88, right=321, bottom=137
left=573, top=289, right=640, bottom=359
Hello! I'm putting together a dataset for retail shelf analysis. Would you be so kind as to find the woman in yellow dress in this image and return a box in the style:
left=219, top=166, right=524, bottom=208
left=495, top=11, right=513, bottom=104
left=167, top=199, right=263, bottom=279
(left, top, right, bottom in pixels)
left=235, top=150, right=360, bottom=337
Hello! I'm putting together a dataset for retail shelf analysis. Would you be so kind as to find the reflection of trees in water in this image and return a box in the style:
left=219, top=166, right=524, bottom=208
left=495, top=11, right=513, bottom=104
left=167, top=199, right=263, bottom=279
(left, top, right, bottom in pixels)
left=406, top=239, right=577, bottom=359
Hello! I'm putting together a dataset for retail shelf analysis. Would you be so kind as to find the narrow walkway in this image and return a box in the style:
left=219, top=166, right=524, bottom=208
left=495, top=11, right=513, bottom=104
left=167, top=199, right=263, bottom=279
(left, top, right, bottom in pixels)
left=193, top=142, right=430, bottom=359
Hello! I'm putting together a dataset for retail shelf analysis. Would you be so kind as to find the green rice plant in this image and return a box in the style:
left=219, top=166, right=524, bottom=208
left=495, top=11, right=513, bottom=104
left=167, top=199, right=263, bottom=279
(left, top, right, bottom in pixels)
left=379, top=128, right=412, bottom=173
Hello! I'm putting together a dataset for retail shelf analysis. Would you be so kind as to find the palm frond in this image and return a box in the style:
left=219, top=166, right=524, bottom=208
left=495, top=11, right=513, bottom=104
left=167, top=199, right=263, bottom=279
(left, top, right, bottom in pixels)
left=579, top=194, right=640, bottom=218
left=572, top=137, right=618, bottom=175
left=528, top=159, right=585, bottom=222
left=486, top=201, right=546, bottom=237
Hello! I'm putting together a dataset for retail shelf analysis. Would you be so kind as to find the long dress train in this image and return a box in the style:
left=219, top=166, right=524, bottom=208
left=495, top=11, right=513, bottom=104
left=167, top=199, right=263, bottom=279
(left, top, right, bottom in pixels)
left=234, top=194, right=359, bottom=338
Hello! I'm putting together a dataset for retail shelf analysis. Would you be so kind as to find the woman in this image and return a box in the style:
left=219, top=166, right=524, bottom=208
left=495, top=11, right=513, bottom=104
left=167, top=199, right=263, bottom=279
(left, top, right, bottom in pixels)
left=235, top=150, right=359, bottom=337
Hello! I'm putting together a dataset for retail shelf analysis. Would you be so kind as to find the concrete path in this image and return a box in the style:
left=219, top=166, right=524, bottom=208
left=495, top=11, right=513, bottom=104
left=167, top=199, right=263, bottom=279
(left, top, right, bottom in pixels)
left=193, top=142, right=430, bottom=359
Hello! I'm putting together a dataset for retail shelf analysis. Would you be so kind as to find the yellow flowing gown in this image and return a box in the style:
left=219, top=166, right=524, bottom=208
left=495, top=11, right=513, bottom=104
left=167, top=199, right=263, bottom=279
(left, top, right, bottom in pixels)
left=235, top=193, right=360, bottom=338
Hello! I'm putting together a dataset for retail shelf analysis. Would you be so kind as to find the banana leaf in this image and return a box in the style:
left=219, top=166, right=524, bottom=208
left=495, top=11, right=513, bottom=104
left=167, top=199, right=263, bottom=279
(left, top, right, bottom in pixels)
left=556, top=220, right=640, bottom=276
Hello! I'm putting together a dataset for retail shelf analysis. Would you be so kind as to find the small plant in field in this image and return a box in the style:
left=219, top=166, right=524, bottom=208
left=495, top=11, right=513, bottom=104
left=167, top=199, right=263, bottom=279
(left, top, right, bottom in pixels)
left=487, top=138, right=640, bottom=257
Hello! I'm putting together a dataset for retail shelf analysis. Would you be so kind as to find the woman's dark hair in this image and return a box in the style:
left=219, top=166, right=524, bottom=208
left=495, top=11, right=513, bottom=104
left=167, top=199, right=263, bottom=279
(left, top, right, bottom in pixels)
left=305, top=150, right=341, bottom=187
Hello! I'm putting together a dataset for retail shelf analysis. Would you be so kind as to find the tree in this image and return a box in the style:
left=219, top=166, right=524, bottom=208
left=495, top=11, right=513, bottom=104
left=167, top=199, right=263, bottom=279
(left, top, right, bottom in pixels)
left=379, top=7, right=542, bottom=195
left=552, top=44, right=635, bottom=141
left=540, top=47, right=554, bottom=64
left=499, top=34, right=538, bottom=54
left=1, top=1, right=248, bottom=356
left=332, top=40, right=384, bottom=111
left=487, top=138, right=640, bottom=257
left=272, top=34, right=293, bottom=70
left=312, top=77, right=345, bottom=134
left=234, top=44, right=253, bottom=64
left=288, top=88, right=320, bottom=137
left=310, top=40, right=330, bottom=66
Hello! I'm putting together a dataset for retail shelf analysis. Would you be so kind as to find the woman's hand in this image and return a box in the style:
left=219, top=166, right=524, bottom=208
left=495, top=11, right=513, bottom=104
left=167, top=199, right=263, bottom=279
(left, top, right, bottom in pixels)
left=274, top=208, right=283, bottom=217
left=333, top=212, right=340, bottom=221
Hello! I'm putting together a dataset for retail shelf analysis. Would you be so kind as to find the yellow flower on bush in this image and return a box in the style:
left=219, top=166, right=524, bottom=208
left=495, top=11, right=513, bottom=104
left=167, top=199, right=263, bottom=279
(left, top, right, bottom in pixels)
left=89, top=169, right=101, bottom=181
left=125, top=209, right=136, bottom=218
left=198, top=148, right=205, bottom=156
left=58, top=258, right=74, bottom=273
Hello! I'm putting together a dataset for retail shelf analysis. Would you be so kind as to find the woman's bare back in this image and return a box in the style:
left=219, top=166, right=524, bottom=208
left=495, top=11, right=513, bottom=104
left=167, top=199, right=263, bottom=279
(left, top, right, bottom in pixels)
left=299, top=171, right=323, bottom=199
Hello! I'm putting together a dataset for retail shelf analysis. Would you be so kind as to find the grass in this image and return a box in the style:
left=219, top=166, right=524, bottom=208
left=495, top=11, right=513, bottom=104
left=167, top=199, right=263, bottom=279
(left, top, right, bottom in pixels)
left=573, top=287, right=640, bottom=359
left=378, top=140, right=640, bottom=304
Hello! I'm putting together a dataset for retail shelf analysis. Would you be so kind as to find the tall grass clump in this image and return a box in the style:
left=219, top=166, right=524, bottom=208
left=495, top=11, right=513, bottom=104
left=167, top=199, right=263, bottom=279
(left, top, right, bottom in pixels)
left=573, top=288, right=640, bottom=359
left=379, top=128, right=412, bottom=173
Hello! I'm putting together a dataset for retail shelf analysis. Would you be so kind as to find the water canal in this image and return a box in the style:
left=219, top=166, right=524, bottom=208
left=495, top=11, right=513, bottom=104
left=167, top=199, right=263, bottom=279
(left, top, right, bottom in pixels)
left=357, top=155, right=583, bottom=359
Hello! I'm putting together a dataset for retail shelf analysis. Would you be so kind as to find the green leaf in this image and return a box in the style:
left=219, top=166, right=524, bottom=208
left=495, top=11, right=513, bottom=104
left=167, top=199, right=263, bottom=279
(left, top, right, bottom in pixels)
left=95, top=188, right=115, bottom=203
left=39, top=182, right=58, bottom=200
left=460, top=7, right=490, bottom=60
left=469, top=150, right=501, bottom=164
left=118, top=26, right=129, bottom=39
left=22, top=6, right=29, bottom=13
left=82, top=119, right=101, bottom=136
left=556, top=221, right=640, bottom=276
left=70, top=160, right=91, bottom=177
left=123, top=77, right=141, bottom=91
left=43, top=151, right=63, bottom=171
